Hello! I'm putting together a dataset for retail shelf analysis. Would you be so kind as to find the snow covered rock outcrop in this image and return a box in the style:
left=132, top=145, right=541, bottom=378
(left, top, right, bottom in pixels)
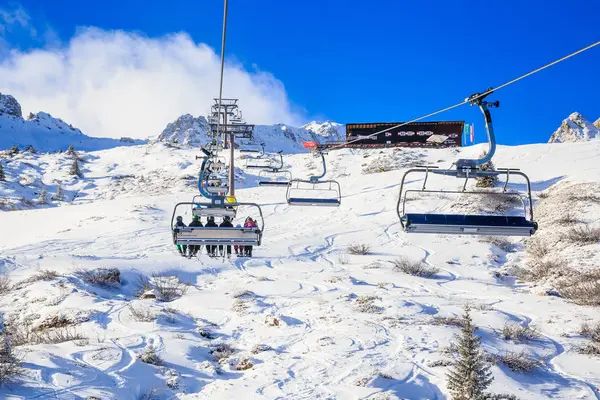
left=548, top=112, right=600, bottom=143
left=156, top=114, right=211, bottom=146
left=0, top=92, right=144, bottom=152
left=157, top=115, right=346, bottom=153
left=302, top=120, right=346, bottom=142
left=594, top=118, right=600, bottom=129
left=0, top=93, right=22, bottom=118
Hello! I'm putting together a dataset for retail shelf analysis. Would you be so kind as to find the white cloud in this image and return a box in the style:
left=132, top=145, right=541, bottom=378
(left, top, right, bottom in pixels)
left=0, top=28, right=305, bottom=139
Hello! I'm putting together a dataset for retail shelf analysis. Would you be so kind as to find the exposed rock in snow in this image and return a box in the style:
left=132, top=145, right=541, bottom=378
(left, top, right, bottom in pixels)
left=594, top=118, right=600, bottom=129
left=156, top=114, right=211, bottom=146
left=548, top=112, right=600, bottom=143
left=0, top=93, right=22, bottom=118
left=0, top=92, right=144, bottom=152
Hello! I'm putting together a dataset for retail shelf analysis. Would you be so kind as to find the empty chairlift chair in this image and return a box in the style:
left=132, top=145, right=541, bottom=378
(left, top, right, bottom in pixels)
left=286, top=142, right=341, bottom=206
left=258, top=151, right=292, bottom=187
left=172, top=197, right=264, bottom=247
left=239, top=142, right=264, bottom=155
left=396, top=90, right=537, bottom=237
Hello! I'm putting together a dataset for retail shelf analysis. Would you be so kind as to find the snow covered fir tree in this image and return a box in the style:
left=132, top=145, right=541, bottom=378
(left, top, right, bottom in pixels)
left=446, top=306, right=493, bottom=400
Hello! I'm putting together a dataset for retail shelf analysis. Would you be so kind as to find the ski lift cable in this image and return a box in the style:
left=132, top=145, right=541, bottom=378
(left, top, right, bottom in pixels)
left=328, top=40, right=600, bottom=151
left=215, top=0, right=229, bottom=150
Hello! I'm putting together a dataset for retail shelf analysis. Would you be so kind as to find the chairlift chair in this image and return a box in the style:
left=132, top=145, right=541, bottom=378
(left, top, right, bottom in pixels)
left=396, top=90, right=538, bottom=236
left=173, top=197, right=264, bottom=246
left=239, top=142, right=265, bottom=155
left=257, top=151, right=292, bottom=186
left=286, top=142, right=341, bottom=206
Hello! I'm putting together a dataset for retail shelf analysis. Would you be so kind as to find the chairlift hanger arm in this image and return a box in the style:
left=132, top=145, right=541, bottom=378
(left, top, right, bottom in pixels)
left=309, top=151, right=327, bottom=183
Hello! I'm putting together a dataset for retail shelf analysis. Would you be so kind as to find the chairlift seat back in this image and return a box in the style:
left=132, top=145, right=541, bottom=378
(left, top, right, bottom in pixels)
left=287, top=197, right=340, bottom=206
left=174, top=227, right=261, bottom=246
left=192, top=207, right=236, bottom=218
left=403, top=213, right=537, bottom=236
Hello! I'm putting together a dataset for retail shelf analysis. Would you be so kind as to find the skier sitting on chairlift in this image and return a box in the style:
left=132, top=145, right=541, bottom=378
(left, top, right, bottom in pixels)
left=243, top=217, right=258, bottom=257
left=174, top=216, right=187, bottom=257
left=219, top=216, right=233, bottom=258
left=205, top=216, right=218, bottom=257
left=188, top=215, right=203, bottom=257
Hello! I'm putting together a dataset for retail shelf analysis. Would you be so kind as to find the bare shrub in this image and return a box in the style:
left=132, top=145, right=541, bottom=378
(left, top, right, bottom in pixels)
left=575, top=343, right=600, bottom=356
left=129, top=305, right=156, bottom=322
left=235, top=357, right=254, bottom=370
left=432, top=315, right=467, bottom=328
left=427, top=359, right=454, bottom=367
left=347, top=243, right=371, bottom=255
left=525, top=239, right=549, bottom=259
left=355, top=295, right=383, bottom=313
left=579, top=321, right=600, bottom=342
left=566, top=226, right=600, bottom=245
left=22, top=269, right=60, bottom=285
left=7, top=324, right=87, bottom=346
left=0, top=335, right=22, bottom=385
left=392, top=257, right=439, bottom=278
left=475, top=152, right=498, bottom=188
left=554, top=212, right=579, bottom=225
left=138, top=388, right=159, bottom=400
left=151, top=274, right=188, bottom=302
left=559, top=280, right=600, bottom=306
left=488, top=350, right=543, bottom=373
left=134, top=274, right=153, bottom=298
left=76, top=268, right=121, bottom=287
left=210, top=343, right=235, bottom=363
left=500, top=323, right=539, bottom=342
left=0, top=274, right=11, bottom=293
left=512, top=259, right=561, bottom=281
left=137, top=345, right=162, bottom=366
left=537, top=191, right=550, bottom=199
left=337, top=254, right=349, bottom=265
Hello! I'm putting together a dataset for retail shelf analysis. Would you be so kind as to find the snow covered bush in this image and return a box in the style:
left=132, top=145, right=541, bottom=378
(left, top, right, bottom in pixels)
left=347, top=243, right=371, bottom=255
left=128, top=305, right=156, bottom=322
left=51, top=183, right=64, bottom=201
left=500, top=323, right=539, bottom=342
left=580, top=321, right=600, bottom=343
left=137, top=345, right=162, bottom=366
left=37, top=186, right=47, bottom=205
left=446, top=306, right=493, bottom=399
left=76, top=268, right=121, bottom=287
left=392, top=257, right=439, bottom=278
left=488, top=350, right=543, bottom=373
left=210, top=343, right=236, bottom=363
left=151, top=274, right=189, bottom=302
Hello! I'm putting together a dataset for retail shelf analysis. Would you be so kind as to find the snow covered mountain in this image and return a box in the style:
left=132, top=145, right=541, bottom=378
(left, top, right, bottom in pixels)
left=0, top=92, right=144, bottom=152
left=157, top=115, right=345, bottom=153
left=302, top=120, right=346, bottom=142
left=548, top=112, right=600, bottom=143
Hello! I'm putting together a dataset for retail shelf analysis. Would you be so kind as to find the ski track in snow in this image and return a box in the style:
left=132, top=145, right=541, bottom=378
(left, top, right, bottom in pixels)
left=2, top=142, right=600, bottom=399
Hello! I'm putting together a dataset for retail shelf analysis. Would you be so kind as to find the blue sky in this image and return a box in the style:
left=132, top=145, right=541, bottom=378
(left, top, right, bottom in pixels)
left=2, top=0, right=599, bottom=144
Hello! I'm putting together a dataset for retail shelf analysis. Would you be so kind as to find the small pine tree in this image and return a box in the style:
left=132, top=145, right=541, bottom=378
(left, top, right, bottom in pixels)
left=475, top=152, right=499, bottom=188
left=27, top=112, right=35, bottom=120
left=69, top=159, right=82, bottom=177
left=26, top=145, right=36, bottom=154
left=0, top=162, right=5, bottom=182
left=446, top=306, right=493, bottom=400
left=37, top=186, right=48, bottom=205
left=0, top=334, right=22, bottom=384
left=52, top=183, right=64, bottom=201
left=66, top=145, right=75, bottom=155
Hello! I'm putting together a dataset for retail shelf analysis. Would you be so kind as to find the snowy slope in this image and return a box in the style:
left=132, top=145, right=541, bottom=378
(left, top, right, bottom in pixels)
left=0, top=92, right=145, bottom=152
left=1, top=142, right=600, bottom=399
left=157, top=115, right=345, bottom=153
left=548, top=112, right=600, bottom=143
